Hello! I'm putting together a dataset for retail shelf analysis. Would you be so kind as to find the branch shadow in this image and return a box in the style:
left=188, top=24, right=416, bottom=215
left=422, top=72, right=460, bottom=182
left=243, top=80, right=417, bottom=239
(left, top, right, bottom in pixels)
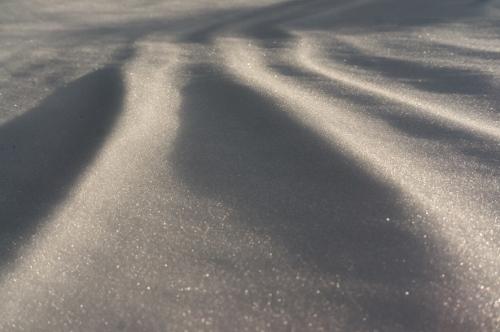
left=322, top=39, right=498, bottom=96
left=0, top=67, right=124, bottom=266
left=270, top=62, right=500, bottom=170
left=170, top=64, right=452, bottom=331
left=293, top=0, right=492, bottom=31
left=179, top=0, right=488, bottom=44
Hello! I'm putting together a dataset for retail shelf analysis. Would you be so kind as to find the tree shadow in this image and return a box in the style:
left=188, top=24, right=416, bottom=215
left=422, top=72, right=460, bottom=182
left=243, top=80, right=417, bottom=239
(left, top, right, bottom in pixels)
left=170, top=64, right=449, bottom=331
left=180, top=0, right=489, bottom=44
left=293, top=0, right=492, bottom=31
left=0, top=67, right=124, bottom=266
left=270, top=61, right=500, bottom=171
left=318, top=36, right=499, bottom=97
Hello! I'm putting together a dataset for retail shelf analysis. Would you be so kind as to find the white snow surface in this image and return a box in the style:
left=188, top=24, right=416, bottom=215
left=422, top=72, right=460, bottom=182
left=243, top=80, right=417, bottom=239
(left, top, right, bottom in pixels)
left=0, top=0, right=499, bottom=331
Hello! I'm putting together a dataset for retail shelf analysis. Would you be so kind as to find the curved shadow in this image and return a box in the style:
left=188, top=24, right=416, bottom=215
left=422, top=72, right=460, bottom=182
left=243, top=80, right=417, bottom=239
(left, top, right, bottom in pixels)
left=179, top=0, right=318, bottom=43
left=170, top=64, right=448, bottom=331
left=180, top=0, right=489, bottom=44
left=295, top=0, right=490, bottom=31
left=0, top=67, right=124, bottom=266
left=270, top=62, right=500, bottom=170
left=324, top=43, right=497, bottom=96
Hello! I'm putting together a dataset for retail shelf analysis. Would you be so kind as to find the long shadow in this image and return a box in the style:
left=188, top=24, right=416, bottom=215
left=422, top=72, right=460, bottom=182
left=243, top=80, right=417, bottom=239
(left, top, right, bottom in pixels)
left=0, top=67, right=124, bottom=266
left=0, top=0, right=483, bottom=72
left=180, top=0, right=489, bottom=44
left=324, top=41, right=497, bottom=96
left=270, top=62, right=500, bottom=170
left=170, top=64, right=452, bottom=331
left=295, top=0, right=492, bottom=30
left=180, top=0, right=328, bottom=43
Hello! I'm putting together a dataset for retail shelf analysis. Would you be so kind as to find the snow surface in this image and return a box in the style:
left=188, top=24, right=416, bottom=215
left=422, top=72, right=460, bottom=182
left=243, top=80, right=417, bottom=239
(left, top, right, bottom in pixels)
left=0, top=0, right=499, bottom=331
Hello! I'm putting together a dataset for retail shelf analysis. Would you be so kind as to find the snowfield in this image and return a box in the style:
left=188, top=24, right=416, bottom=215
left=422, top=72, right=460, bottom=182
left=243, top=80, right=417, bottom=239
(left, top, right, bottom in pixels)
left=0, top=0, right=499, bottom=331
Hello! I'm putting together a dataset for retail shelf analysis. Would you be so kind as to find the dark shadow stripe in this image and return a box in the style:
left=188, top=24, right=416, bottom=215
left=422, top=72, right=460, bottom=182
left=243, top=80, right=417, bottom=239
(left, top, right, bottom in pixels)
left=169, top=64, right=452, bottom=331
left=0, top=67, right=124, bottom=266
